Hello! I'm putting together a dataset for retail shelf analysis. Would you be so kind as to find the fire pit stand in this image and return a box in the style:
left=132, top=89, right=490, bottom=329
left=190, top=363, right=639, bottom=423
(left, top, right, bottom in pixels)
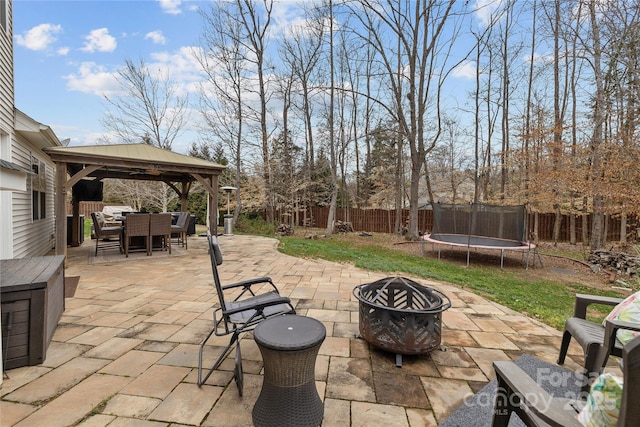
left=353, top=276, right=451, bottom=367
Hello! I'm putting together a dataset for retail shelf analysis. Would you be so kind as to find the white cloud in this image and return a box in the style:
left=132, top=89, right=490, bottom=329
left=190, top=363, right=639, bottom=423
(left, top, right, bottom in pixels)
left=474, top=0, right=504, bottom=28
left=148, top=46, right=205, bottom=95
left=64, top=62, right=120, bottom=96
left=145, top=30, right=166, bottom=45
left=453, top=61, right=476, bottom=80
left=81, top=28, right=117, bottom=53
left=157, top=0, right=182, bottom=15
left=15, top=23, right=62, bottom=51
left=523, top=52, right=553, bottom=65
left=57, top=47, right=70, bottom=56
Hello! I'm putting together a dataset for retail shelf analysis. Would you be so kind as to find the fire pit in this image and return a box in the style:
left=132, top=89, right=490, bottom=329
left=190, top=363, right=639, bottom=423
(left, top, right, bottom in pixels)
left=353, top=276, right=451, bottom=367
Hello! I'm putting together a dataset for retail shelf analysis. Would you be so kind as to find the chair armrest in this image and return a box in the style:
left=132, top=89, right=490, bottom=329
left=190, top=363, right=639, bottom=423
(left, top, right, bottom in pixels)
left=493, top=361, right=583, bottom=427
left=598, top=318, right=640, bottom=368
left=223, top=296, right=292, bottom=316
left=222, top=277, right=282, bottom=303
left=573, top=294, right=624, bottom=319
left=222, top=277, right=274, bottom=291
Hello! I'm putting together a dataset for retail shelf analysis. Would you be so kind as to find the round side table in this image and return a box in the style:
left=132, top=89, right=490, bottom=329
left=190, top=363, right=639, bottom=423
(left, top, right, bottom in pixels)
left=252, top=315, right=326, bottom=427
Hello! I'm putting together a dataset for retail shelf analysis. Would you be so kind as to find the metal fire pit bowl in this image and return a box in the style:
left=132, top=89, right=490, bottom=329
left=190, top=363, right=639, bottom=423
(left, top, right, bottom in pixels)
left=353, top=276, right=451, bottom=367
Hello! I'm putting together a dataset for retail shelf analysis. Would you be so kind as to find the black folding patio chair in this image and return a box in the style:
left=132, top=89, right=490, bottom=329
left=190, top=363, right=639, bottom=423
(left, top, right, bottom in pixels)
left=197, top=232, right=295, bottom=395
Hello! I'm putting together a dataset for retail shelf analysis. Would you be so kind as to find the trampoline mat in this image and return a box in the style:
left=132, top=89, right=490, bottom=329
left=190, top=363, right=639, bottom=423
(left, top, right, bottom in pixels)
left=425, top=233, right=535, bottom=250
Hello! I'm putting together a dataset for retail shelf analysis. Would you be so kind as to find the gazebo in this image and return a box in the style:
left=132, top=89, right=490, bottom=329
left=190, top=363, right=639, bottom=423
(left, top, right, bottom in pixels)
left=43, top=143, right=226, bottom=259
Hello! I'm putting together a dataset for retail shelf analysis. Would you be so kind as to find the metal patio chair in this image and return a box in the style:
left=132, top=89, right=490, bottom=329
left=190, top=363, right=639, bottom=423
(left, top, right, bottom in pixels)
left=197, top=232, right=295, bottom=395
left=492, top=335, right=640, bottom=426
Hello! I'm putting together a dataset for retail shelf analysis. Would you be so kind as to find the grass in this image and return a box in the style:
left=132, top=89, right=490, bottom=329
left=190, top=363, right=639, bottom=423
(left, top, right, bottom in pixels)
left=84, top=218, right=92, bottom=238
left=277, top=234, right=623, bottom=330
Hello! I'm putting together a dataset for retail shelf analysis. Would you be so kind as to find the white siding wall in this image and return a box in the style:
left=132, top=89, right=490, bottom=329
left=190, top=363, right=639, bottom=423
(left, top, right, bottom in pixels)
left=0, top=0, right=13, bottom=260
left=0, top=0, right=12, bottom=132
left=1, top=0, right=13, bottom=384
left=11, top=139, right=57, bottom=258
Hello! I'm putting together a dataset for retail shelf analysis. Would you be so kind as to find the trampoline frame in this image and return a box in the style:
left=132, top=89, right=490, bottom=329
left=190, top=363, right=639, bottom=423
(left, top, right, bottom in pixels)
left=423, top=233, right=540, bottom=269
left=422, top=203, right=543, bottom=269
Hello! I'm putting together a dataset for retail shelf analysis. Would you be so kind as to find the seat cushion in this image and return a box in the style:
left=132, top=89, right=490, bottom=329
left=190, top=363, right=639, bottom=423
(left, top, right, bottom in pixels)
left=604, top=291, right=640, bottom=345
left=227, top=291, right=290, bottom=325
left=94, top=211, right=106, bottom=227
left=576, top=372, right=623, bottom=427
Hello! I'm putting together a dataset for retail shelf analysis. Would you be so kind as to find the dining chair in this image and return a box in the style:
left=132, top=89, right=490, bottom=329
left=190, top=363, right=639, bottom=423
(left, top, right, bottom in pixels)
left=124, top=213, right=150, bottom=257
left=91, top=212, right=123, bottom=255
left=149, top=213, right=172, bottom=255
left=171, top=211, right=190, bottom=249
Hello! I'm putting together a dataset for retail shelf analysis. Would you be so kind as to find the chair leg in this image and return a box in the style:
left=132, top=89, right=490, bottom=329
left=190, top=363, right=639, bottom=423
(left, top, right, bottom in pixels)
left=492, top=374, right=514, bottom=427
left=234, top=339, right=243, bottom=396
left=198, top=330, right=240, bottom=388
left=557, top=329, right=572, bottom=365
left=580, top=343, right=605, bottom=394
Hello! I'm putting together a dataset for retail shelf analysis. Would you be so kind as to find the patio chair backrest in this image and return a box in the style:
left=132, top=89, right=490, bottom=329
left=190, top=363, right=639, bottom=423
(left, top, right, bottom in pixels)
left=619, top=336, right=640, bottom=426
left=126, top=213, right=150, bottom=237
left=92, top=211, right=106, bottom=231
left=149, top=213, right=171, bottom=236
left=207, top=233, right=226, bottom=309
left=175, top=211, right=189, bottom=230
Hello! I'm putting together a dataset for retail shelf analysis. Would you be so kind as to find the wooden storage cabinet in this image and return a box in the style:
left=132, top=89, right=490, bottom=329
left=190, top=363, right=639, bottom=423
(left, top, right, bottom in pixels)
left=1, top=256, right=65, bottom=369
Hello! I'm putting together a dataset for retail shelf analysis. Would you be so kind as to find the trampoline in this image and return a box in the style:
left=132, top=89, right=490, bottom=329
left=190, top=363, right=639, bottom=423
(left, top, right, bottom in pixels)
left=422, top=203, right=541, bottom=269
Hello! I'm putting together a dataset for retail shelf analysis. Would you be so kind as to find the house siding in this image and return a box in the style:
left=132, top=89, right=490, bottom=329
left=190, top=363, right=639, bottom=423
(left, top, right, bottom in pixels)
left=1, top=1, right=58, bottom=258
left=0, top=0, right=13, bottom=259
left=0, top=0, right=13, bottom=133
left=11, top=140, right=57, bottom=258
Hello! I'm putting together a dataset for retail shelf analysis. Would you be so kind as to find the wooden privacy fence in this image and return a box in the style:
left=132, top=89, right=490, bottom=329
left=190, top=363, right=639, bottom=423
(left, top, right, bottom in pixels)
left=66, top=202, right=110, bottom=220
left=286, top=206, right=638, bottom=243
left=71, top=202, right=637, bottom=243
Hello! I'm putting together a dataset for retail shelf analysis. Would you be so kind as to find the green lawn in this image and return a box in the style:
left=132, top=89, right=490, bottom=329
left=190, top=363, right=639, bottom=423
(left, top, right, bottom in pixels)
left=84, top=218, right=92, bottom=238
left=277, top=235, right=623, bottom=330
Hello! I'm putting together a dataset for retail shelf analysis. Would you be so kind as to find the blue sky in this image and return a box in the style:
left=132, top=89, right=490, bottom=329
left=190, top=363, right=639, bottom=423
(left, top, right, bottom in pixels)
left=13, top=0, right=210, bottom=154
left=12, top=1, right=492, bottom=155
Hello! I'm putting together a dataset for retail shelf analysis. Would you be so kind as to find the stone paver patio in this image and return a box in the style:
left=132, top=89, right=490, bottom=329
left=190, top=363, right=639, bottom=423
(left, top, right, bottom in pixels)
left=1, top=234, right=591, bottom=426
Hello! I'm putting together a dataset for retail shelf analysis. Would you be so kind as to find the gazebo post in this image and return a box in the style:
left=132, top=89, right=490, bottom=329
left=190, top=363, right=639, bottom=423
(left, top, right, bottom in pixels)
left=71, top=196, right=80, bottom=247
left=54, top=162, right=67, bottom=260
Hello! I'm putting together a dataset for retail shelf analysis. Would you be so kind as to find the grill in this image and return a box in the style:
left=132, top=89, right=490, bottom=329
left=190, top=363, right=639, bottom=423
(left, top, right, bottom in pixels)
left=353, top=277, right=451, bottom=367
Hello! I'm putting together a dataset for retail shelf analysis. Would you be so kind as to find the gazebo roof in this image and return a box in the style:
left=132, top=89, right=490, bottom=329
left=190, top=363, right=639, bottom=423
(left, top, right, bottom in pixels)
left=43, top=143, right=225, bottom=182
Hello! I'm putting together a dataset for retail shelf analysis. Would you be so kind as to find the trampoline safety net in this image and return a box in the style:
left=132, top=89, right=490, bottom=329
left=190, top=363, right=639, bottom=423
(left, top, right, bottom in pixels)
left=431, top=203, right=527, bottom=244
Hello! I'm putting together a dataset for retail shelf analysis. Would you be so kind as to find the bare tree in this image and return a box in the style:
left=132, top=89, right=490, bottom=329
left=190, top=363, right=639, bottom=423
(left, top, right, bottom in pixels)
left=197, top=2, right=247, bottom=224
left=236, top=0, right=276, bottom=224
left=586, top=0, right=606, bottom=250
left=279, top=8, right=326, bottom=221
left=102, top=59, right=188, bottom=150
left=325, top=0, right=338, bottom=236
left=347, top=0, right=459, bottom=240
left=101, top=59, right=189, bottom=212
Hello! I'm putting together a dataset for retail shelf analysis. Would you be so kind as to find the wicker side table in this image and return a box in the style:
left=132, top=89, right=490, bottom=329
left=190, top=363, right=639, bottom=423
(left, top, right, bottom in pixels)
left=252, top=315, right=326, bottom=427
